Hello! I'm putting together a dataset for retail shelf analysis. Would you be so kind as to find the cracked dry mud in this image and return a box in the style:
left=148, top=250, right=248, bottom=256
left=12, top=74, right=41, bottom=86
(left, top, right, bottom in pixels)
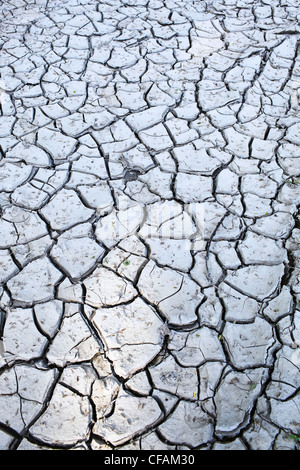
left=0, top=0, right=300, bottom=452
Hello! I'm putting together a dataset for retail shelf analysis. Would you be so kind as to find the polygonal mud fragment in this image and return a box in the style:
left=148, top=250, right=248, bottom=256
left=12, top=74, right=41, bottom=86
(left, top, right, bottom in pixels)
left=57, top=277, right=83, bottom=304
left=175, top=172, right=213, bottom=203
left=70, top=155, right=107, bottom=178
left=40, top=189, right=94, bottom=231
left=214, top=368, right=267, bottom=437
left=126, top=105, right=168, bottom=132
left=243, top=193, right=273, bottom=218
left=6, top=142, right=50, bottom=167
left=222, top=317, right=276, bottom=368
left=224, top=127, right=251, bottom=158
left=251, top=212, right=295, bottom=239
left=92, top=376, right=121, bottom=419
left=125, top=179, right=160, bottom=205
left=251, top=138, right=277, bottom=161
left=241, top=173, right=278, bottom=198
left=243, top=411, right=280, bottom=451
left=14, top=364, right=58, bottom=426
left=165, top=118, right=198, bottom=145
left=197, top=286, right=223, bottom=329
left=30, top=384, right=93, bottom=446
left=91, top=297, right=165, bottom=379
left=0, top=161, right=32, bottom=192
left=0, top=115, right=16, bottom=137
left=3, top=308, right=48, bottom=361
left=139, top=200, right=196, bottom=241
left=213, top=214, right=245, bottom=241
left=169, top=327, right=226, bottom=367
left=238, top=231, right=287, bottom=265
left=126, top=371, right=152, bottom=396
left=0, top=250, right=19, bottom=283
left=0, top=365, right=57, bottom=434
left=266, top=346, right=300, bottom=400
left=0, top=219, right=18, bottom=249
left=216, top=167, right=239, bottom=195
left=158, top=400, right=214, bottom=447
left=116, top=235, right=146, bottom=257
left=7, top=257, right=63, bottom=306
left=173, top=144, right=222, bottom=175
left=146, top=238, right=193, bottom=272
left=33, top=300, right=63, bottom=339
left=122, top=145, right=155, bottom=172
left=0, top=395, right=23, bottom=435
left=37, top=127, right=77, bottom=161
left=51, top=236, right=105, bottom=280
left=108, top=47, right=137, bottom=69
left=269, top=394, right=300, bottom=435
left=198, top=361, right=225, bottom=401
left=149, top=355, right=198, bottom=400
left=56, top=113, right=91, bottom=137
left=147, top=83, right=176, bottom=107
left=138, top=166, right=173, bottom=199
left=46, top=306, right=99, bottom=367
left=138, top=260, right=203, bottom=326
left=95, top=206, right=144, bottom=249
left=77, top=183, right=114, bottom=213
left=225, top=264, right=285, bottom=301
left=285, top=122, right=300, bottom=145
left=263, top=286, right=293, bottom=322
left=84, top=266, right=137, bottom=308
left=198, top=83, right=240, bottom=112
left=3, top=206, right=49, bottom=245
left=93, top=392, right=163, bottom=447
left=278, top=180, right=300, bottom=206
left=60, top=365, right=97, bottom=397
left=190, top=251, right=214, bottom=288
left=218, top=282, right=259, bottom=323
left=103, top=246, right=146, bottom=283
left=139, top=123, right=173, bottom=151
left=210, top=240, right=241, bottom=270
left=32, top=167, right=68, bottom=198
left=11, top=183, right=50, bottom=210
left=116, top=83, right=148, bottom=111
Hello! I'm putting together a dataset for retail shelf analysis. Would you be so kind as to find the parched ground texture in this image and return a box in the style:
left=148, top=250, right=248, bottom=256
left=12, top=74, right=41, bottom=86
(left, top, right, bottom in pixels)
left=0, top=0, right=300, bottom=451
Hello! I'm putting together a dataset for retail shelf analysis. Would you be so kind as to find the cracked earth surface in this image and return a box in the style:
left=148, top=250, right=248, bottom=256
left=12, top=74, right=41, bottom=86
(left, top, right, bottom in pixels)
left=0, top=0, right=300, bottom=451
